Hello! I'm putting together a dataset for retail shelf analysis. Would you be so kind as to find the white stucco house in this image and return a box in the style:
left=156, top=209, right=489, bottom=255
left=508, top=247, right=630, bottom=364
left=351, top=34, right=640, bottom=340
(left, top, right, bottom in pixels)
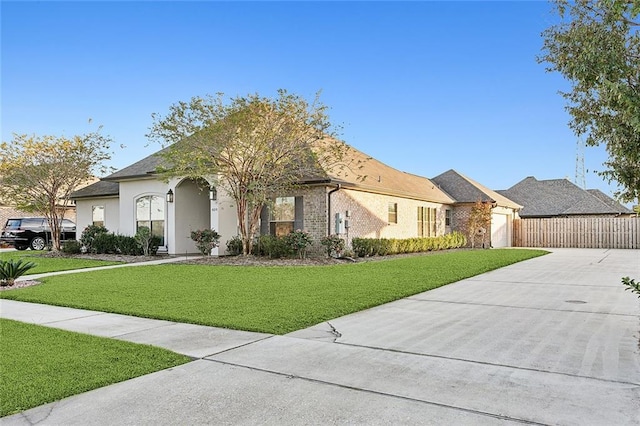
left=72, top=144, right=520, bottom=255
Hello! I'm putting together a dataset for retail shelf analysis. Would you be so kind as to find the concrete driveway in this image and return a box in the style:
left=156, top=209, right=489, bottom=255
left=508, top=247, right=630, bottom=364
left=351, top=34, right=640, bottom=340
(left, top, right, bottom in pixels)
left=2, top=248, right=639, bottom=425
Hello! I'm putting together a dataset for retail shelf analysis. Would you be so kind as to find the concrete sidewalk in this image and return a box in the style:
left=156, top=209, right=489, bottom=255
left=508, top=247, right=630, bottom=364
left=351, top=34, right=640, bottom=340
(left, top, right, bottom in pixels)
left=14, top=253, right=199, bottom=282
left=1, top=248, right=639, bottom=425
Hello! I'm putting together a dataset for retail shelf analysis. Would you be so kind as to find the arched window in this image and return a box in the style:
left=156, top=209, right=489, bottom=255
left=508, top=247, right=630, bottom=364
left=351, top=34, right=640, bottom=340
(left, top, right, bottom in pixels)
left=136, top=195, right=165, bottom=245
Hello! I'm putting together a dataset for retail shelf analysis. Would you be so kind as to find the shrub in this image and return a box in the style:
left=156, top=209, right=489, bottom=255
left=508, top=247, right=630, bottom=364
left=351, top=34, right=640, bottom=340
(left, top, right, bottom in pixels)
left=80, top=225, right=109, bottom=253
left=61, top=240, right=83, bottom=254
left=320, top=235, right=345, bottom=258
left=92, top=233, right=118, bottom=254
left=77, top=225, right=163, bottom=256
left=226, top=236, right=243, bottom=256
left=135, top=227, right=161, bottom=256
left=114, top=235, right=143, bottom=256
left=352, top=238, right=373, bottom=257
left=149, top=236, right=161, bottom=255
left=0, top=259, right=37, bottom=286
left=253, top=235, right=291, bottom=258
left=283, top=230, right=313, bottom=259
left=190, top=228, right=221, bottom=256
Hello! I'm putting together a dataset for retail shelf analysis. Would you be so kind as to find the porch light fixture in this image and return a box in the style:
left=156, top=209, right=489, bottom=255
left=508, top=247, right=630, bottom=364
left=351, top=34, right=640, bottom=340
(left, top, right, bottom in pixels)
left=209, top=187, right=217, bottom=201
left=166, top=189, right=174, bottom=203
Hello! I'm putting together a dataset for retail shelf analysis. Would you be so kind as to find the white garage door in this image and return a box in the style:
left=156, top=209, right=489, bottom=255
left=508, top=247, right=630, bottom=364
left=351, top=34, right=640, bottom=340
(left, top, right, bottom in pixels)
left=491, top=213, right=509, bottom=247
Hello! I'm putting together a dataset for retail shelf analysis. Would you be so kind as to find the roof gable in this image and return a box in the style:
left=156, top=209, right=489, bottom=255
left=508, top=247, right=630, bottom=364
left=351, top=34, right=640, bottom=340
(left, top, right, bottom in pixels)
left=431, top=169, right=521, bottom=209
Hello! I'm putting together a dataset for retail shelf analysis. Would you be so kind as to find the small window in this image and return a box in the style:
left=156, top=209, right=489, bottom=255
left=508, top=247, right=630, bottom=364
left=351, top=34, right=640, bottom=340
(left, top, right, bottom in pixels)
left=445, top=209, right=451, bottom=227
left=388, top=203, right=398, bottom=224
left=92, top=206, right=105, bottom=227
left=270, top=197, right=295, bottom=236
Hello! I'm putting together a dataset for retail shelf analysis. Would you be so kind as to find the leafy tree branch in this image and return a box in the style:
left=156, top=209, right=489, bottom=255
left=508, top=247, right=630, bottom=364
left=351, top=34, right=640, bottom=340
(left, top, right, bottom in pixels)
left=148, top=90, right=362, bottom=255
left=0, top=128, right=113, bottom=251
left=539, top=0, right=640, bottom=204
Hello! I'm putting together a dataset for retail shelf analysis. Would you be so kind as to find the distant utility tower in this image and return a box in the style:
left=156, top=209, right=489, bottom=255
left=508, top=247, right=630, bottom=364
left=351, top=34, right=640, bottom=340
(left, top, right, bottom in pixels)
left=575, top=138, right=586, bottom=189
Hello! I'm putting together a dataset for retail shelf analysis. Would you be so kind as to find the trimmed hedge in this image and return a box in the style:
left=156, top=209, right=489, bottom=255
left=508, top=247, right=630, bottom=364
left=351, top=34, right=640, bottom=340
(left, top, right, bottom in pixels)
left=79, top=225, right=160, bottom=256
left=252, top=235, right=293, bottom=258
left=351, top=232, right=467, bottom=257
left=92, top=233, right=144, bottom=256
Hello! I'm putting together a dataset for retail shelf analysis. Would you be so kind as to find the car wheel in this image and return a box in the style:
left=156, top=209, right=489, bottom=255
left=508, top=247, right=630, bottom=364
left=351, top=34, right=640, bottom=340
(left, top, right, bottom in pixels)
left=15, top=245, right=28, bottom=251
left=30, top=236, right=46, bottom=251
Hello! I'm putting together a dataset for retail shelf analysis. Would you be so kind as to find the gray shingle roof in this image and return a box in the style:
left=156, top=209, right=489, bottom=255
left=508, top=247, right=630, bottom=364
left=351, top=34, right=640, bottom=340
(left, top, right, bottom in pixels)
left=431, top=169, right=521, bottom=209
left=586, top=189, right=633, bottom=214
left=102, top=149, right=168, bottom=181
left=497, top=177, right=630, bottom=217
left=71, top=180, right=120, bottom=199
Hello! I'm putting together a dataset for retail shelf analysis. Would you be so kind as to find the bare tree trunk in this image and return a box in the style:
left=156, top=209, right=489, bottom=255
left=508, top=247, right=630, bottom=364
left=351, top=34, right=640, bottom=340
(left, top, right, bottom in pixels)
left=46, top=196, right=62, bottom=251
left=245, top=203, right=263, bottom=256
left=237, top=198, right=250, bottom=255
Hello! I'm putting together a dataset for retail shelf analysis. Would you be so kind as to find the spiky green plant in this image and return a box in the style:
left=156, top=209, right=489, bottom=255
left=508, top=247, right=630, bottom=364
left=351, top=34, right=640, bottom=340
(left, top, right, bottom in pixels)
left=0, top=259, right=37, bottom=286
left=622, top=277, right=640, bottom=298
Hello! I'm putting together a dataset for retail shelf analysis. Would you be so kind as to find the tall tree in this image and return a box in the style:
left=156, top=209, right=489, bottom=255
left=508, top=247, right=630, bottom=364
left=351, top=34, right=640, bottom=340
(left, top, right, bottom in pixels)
left=539, top=0, right=640, bottom=204
left=0, top=129, right=113, bottom=250
left=148, top=90, right=358, bottom=255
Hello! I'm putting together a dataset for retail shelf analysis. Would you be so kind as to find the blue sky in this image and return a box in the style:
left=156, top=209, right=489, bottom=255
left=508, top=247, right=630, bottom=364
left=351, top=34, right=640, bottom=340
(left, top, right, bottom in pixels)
left=1, top=1, right=623, bottom=200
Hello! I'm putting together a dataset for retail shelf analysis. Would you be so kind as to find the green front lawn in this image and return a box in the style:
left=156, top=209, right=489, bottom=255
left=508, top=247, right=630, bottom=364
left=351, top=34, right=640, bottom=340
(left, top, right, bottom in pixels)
left=0, top=319, right=191, bottom=417
left=0, top=251, right=122, bottom=275
left=1, top=249, right=547, bottom=334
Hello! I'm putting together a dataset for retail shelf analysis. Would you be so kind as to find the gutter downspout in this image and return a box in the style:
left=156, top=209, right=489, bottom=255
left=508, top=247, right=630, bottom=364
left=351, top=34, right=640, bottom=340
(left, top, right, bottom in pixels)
left=327, top=184, right=342, bottom=236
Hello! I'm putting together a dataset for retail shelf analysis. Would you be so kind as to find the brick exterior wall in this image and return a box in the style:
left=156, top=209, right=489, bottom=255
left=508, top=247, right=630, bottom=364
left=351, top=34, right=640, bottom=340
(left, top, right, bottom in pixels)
left=270, top=186, right=328, bottom=255
left=266, top=186, right=526, bottom=254
left=299, top=186, right=329, bottom=254
left=330, top=188, right=449, bottom=249
left=451, top=205, right=476, bottom=247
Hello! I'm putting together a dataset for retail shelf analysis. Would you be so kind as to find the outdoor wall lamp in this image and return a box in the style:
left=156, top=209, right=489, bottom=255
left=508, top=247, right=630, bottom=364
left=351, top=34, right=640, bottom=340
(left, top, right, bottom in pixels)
left=166, top=189, right=174, bottom=203
left=209, top=187, right=217, bottom=201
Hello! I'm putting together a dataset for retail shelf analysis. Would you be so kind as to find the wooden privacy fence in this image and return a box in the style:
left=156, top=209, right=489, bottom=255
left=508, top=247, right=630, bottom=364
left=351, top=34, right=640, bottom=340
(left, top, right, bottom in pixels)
left=513, top=217, right=640, bottom=249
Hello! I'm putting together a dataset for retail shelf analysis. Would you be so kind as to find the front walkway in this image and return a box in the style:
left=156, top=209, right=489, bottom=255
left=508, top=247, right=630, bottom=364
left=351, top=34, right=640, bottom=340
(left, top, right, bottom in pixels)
left=1, top=248, right=639, bottom=425
left=14, top=253, right=199, bottom=282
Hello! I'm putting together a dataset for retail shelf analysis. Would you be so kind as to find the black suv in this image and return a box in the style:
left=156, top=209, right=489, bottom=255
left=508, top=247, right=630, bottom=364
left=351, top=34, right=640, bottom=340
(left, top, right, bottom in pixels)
left=1, top=217, right=77, bottom=250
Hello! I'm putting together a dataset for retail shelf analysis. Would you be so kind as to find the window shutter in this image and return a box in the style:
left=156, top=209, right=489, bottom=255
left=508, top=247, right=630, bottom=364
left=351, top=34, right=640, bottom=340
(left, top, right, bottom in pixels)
left=293, top=196, right=304, bottom=231
left=260, top=205, right=270, bottom=235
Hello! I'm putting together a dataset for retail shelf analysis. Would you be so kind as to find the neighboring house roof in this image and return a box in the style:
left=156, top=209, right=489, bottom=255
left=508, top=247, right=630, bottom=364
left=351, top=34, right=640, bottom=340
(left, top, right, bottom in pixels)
left=71, top=180, right=120, bottom=199
left=586, top=189, right=633, bottom=214
left=75, top=139, right=456, bottom=204
left=431, top=169, right=522, bottom=209
left=497, top=177, right=632, bottom=217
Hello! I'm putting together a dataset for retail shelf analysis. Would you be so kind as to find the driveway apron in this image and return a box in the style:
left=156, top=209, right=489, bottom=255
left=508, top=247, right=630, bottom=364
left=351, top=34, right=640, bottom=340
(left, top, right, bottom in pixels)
left=2, top=248, right=639, bottom=425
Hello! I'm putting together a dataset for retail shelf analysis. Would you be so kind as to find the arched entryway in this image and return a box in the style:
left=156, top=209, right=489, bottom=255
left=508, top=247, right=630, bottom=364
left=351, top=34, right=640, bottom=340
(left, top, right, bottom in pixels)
left=173, top=178, right=211, bottom=255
